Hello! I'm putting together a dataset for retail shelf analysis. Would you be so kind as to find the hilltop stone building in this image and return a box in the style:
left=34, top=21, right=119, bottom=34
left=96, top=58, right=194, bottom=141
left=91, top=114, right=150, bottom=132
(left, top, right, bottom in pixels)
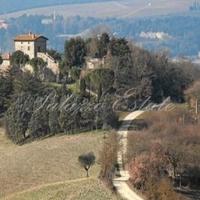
left=0, top=32, right=60, bottom=76
left=85, top=57, right=105, bottom=70
left=13, top=33, right=59, bottom=75
left=0, top=53, right=11, bottom=72
left=14, top=32, right=48, bottom=59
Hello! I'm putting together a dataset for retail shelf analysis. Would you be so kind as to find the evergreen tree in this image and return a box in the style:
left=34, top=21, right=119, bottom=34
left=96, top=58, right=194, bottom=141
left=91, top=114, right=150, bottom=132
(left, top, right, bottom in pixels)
left=11, top=50, right=29, bottom=67
left=64, top=37, right=86, bottom=68
left=0, top=55, right=3, bottom=65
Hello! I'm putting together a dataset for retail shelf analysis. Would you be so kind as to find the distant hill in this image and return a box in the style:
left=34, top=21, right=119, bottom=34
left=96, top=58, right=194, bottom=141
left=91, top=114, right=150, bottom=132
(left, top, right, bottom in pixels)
left=0, top=0, right=195, bottom=19
left=0, top=0, right=199, bottom=57
left=0, top=0, right=112, bottom=15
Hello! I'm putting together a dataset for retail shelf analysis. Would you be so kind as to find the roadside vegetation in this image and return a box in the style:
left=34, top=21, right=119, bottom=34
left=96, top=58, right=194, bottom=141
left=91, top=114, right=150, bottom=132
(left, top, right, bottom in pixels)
left=0, top=125, right=120, bottom=200
left=127, top=104, right=200, bottom=199
left=99, top=132, right=118, bottom=189
left=2, top=12, right=200, bottom=56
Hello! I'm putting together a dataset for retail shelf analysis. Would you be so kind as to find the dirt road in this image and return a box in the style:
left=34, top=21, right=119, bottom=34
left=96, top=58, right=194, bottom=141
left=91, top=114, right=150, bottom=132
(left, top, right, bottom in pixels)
left=113, top=111, right=144, bottom=200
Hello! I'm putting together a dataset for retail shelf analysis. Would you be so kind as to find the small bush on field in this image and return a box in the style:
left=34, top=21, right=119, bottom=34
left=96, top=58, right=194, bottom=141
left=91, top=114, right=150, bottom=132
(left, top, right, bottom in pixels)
left=78, top=152, right=96, bottom=177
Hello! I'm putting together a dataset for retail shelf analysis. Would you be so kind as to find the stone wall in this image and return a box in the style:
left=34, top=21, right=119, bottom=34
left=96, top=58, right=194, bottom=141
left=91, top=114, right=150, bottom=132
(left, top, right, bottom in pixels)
left=37, top=52, right=60, bottom=75
left=15, top=41, right=35, bottom=59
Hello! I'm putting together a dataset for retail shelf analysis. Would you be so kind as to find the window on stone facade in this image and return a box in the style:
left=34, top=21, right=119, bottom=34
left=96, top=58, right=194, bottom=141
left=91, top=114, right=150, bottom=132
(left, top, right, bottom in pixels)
left=28, top=46, right=30, bottom=51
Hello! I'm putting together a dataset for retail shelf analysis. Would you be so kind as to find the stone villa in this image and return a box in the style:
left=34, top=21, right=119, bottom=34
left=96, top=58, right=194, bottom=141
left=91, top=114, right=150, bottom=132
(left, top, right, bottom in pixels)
left=0, top=53, right=11, bottom=72
left=85, top=57, right=105, bottom=70
left=14, top=32, right=48, bottom=59
left=0, top=32, right=59, bottom=75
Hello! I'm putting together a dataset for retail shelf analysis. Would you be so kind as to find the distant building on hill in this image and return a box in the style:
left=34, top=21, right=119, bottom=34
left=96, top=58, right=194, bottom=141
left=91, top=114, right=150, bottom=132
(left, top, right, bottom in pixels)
left=85, top=57, right=105, bottom=70
left=80, top=56, right=108, bottom=79
left=13, top=32, right=60, bottom=76
left=0, top=53, right=11, bottom=72
left=0, top=20, right=8, bottom=30
left=41, top=18, right=53, bottom=25
left=1, top=33, right=60, bottom=77
left=14, top=32, right=48, bottom=59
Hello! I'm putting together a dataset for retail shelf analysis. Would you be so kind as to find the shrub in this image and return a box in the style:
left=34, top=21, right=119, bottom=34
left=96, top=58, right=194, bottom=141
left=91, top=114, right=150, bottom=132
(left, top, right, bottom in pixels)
left=99, top=132, right=118, bottom=187
left=78, top=152, right=96, bottom=177
left=128, top=109, right=200, bottom=198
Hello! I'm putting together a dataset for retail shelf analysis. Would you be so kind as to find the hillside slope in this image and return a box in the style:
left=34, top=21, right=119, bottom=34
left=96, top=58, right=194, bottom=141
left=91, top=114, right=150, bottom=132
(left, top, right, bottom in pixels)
left=4, top=178, right=119, bottom=200
left=0, top=128, right=119, bottom=199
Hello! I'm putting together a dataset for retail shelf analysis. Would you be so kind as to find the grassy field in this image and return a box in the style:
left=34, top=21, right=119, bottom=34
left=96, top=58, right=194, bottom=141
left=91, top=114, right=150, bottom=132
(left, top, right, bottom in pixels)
left=0, top=127, right=120, bottom=200
left=5, top=178, right=118, bottom=200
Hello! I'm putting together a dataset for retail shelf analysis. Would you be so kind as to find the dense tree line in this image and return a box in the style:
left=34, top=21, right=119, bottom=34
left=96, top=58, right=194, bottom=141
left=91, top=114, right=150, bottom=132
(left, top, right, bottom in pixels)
left=64, top=37, right=87, bottom=68
left=127, top=109, right=200, bottom=199
left=2, top=14, right=200, bottom=56
left=68, top=33, right=194, bottom=104
left=1, top=33, right=199, bottom=144
left=4, top=71, right=117, bottom=144
left=0, top=73, right=13, bottom=115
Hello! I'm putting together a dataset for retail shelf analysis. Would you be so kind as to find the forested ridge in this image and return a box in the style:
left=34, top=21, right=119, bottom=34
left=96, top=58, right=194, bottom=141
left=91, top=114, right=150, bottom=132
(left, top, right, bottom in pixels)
left=1, top=14, right=200, bottom=56
left=1, top=33, right=199, bottom=144
left=128, top=109, right=200, bottom=199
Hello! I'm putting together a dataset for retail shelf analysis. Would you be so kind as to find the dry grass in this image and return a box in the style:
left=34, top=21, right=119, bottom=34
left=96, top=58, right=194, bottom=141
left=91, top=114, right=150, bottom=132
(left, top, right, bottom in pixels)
left=0, top=128, right=14, bottom=150
left=0, top=129, right=116, bottom=199
left=5, top=178, right=119, bottom=200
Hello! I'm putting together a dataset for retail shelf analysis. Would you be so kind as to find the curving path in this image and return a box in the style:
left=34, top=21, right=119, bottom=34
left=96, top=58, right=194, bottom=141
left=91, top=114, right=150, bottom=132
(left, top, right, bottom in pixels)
left=113, top=111, right=144, bottom=200
left=3, top=177, right=95, bottom=200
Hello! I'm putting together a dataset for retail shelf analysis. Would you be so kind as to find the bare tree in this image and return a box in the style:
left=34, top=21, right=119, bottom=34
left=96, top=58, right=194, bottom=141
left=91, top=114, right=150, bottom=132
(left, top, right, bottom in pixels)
left=165, top=148, right=183, bottom=180
left=78, top=152, right=96, bottom=177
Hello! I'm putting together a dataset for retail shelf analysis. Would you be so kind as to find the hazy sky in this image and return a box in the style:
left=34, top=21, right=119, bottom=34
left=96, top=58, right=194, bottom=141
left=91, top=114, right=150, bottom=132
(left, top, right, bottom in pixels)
left=0, top=0, right=112, bottom=14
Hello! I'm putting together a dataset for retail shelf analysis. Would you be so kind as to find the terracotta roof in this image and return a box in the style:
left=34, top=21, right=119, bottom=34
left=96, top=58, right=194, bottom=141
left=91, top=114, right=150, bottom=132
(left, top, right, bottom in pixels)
left=14, top=33, right=48, bottom=41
